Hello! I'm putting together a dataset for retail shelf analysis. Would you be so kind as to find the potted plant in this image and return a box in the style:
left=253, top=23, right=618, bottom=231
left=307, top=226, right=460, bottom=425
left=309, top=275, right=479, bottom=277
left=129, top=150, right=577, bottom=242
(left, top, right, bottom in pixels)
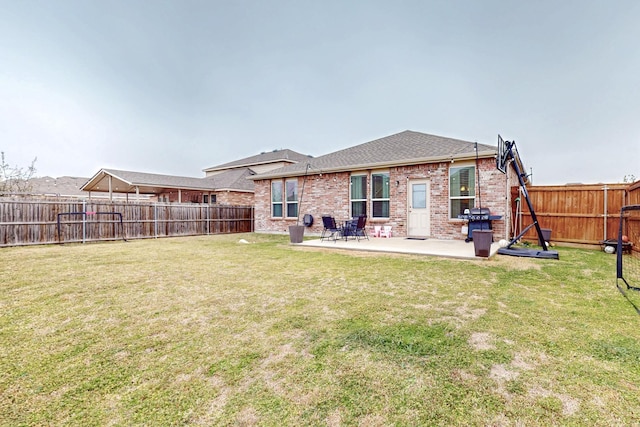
left=473, top=229, right=493, bottom=257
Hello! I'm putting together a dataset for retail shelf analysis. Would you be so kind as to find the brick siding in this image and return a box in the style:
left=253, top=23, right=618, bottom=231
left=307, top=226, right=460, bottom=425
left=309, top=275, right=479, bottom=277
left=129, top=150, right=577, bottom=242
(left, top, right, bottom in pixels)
left=254, top=158, right=513, bottom=240
left=160, top=190, right=253, bottom=206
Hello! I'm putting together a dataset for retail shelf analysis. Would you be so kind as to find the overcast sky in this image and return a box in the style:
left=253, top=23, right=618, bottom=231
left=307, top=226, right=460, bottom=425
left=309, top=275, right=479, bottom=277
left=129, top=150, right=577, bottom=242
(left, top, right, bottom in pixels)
left=1, top=0, right=638, bottom=185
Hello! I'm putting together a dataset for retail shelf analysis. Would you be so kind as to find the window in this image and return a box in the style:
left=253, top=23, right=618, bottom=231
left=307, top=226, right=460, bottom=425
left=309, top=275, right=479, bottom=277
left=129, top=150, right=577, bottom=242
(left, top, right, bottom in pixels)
left=412, top=183, right=427, bottom=209
left=450, top=165, right=475, bottom=218
left=271, top=181, right=283, bottom=217
left=286, top=179, right=298, bottom=218
left=372, top=172, right=390, bottom=218
left=350, top=175, right=367, bottom=217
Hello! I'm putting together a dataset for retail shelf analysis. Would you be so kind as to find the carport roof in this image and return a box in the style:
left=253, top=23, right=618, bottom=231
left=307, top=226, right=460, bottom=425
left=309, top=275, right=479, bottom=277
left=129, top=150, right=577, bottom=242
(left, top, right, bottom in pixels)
left=81, top=168, right=254, bottom=195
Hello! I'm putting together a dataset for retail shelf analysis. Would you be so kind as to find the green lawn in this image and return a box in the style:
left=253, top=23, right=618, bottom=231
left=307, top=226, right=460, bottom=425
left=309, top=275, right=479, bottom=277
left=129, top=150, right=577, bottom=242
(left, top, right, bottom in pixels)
left=1, top=234, right=639, bottom=426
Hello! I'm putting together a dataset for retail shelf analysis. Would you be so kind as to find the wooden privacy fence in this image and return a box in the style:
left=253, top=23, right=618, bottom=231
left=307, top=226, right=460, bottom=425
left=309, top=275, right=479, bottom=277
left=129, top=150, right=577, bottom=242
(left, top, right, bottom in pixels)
left=514, top=181, right=640, bottom=245
left=0, top=198, right=254, bottom=247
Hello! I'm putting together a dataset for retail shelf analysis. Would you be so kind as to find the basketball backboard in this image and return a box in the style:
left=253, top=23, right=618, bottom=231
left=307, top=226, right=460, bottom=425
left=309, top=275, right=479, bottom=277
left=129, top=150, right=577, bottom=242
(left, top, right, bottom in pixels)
left=497, top=134, right=508, bottom=174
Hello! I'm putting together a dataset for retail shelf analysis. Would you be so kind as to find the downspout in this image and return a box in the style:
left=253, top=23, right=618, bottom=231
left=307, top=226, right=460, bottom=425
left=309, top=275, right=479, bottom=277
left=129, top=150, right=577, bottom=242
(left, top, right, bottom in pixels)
left=474, top=142, right=483, bottom=229
left=296, top=163, right=311, bottom=226
left=475, top=142, right=481, bottom=209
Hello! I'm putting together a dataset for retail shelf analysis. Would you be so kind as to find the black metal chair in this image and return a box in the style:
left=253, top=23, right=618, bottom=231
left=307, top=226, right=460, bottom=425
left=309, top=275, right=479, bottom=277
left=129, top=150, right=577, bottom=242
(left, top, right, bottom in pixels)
left=355, top=215, right=369, bottom=241
left=344, top=215, right=369, bottom=241
left=321, top=216, right=342, bottom=242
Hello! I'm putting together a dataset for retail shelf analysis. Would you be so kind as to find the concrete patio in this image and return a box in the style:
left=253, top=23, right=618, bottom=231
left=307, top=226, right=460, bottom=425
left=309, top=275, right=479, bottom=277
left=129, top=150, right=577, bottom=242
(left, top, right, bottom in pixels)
left=295, top=236, right=501, bottom=260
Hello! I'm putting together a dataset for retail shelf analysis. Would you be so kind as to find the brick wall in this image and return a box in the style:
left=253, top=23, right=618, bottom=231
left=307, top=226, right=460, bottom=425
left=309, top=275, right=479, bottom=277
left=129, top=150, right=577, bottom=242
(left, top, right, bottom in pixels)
left=160, top=190, right=253, bottom=206
left=160, top=190, right=205, bottom=203
left=254, top=158, right=511, bottom=240
left=254, top=172, right=352, bottom=234
left=215, top=191, right=254, bottom=206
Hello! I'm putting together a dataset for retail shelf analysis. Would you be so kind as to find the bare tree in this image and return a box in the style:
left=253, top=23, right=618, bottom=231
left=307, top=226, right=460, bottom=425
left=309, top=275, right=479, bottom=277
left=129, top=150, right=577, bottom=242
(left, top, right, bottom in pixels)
left=0, top=152, right=37, bottom=194
left=623, top=174, right=637, bottom=183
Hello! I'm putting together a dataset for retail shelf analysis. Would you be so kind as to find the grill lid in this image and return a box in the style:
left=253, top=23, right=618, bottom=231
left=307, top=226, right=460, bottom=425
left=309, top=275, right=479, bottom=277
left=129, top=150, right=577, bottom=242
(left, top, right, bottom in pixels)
left=470, top=207, right=491, bottom=215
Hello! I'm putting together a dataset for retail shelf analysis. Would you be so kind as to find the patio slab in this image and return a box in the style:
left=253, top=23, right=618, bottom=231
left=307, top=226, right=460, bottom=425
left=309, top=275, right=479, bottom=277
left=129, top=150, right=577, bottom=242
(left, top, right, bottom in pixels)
left=295, top=236, right=500, bottom=260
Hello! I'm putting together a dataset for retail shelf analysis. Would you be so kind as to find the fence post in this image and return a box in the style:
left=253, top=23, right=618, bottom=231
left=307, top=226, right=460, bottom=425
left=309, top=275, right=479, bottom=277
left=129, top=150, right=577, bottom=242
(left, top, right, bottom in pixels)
left=154, top=203, right=158, bottom=238
left=82, top=200, right=86, bottom=244
left=205, top=205, right=210, bottom=235
left=603, top=185, right=608, bottom=241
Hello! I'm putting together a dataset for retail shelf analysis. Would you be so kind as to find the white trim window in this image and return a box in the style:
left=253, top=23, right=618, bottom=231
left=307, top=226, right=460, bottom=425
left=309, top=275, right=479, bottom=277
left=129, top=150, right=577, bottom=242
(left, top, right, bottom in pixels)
left=285, top=179, right=298, bottom=218
left=271, top=181, right=283, bottom=218
left=371, top=172, right=390, bottom=218
left=350, top=174, right=367, bottom=217
left=449, top=165, right=475, bottom=218
left=203, top=194, right=217, bottom=204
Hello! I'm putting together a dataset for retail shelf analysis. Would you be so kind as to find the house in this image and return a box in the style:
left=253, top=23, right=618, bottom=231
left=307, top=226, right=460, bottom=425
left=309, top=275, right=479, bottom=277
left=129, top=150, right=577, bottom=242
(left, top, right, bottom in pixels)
left=81, top=149, right=311, bottom=204
left=250, top=130, right=521, bottom=241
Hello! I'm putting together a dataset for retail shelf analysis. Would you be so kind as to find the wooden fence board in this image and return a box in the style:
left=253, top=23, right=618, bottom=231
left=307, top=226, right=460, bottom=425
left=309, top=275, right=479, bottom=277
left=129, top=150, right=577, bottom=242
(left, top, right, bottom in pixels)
left=513, top=183, right=636, bottom=244
left=3, top=182, right=638, bottom=247
left=0, top=198, right=253, bottom=246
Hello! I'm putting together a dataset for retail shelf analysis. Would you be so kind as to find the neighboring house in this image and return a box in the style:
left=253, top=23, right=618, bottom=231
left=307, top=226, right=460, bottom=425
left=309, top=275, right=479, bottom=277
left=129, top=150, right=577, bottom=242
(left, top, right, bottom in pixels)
left=81, top=149, right=311, bottom=204
left=250, top=130, right=522, bottom=241
left=81, top=169, right=239, bottom=203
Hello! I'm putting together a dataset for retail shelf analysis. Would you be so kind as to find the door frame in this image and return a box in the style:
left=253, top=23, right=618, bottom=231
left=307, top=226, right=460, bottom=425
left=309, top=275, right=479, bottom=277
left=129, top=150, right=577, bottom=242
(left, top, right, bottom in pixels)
left=407, top=179, right=431, bottom=237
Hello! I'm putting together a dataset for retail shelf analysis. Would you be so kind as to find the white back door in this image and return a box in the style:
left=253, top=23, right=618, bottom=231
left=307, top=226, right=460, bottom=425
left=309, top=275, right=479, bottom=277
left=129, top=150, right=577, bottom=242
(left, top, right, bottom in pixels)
left=408, top=179, right=430, bottom=237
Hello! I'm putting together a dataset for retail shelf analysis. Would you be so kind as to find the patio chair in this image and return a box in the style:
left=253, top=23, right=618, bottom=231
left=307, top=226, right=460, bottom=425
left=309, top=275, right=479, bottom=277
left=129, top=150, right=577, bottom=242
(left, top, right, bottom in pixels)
left=321, top=216, right=342, bottom=242
left=380, top=225, right=392, bottom=238
left=373, top=226, right=381, bottom=238
left=345, top=215, right=369, bottom=241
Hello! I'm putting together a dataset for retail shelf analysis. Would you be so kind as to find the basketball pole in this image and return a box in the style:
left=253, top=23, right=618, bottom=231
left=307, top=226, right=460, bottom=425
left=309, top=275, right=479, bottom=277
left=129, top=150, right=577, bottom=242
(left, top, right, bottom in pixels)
left=496, top=136, right=558, bottom=259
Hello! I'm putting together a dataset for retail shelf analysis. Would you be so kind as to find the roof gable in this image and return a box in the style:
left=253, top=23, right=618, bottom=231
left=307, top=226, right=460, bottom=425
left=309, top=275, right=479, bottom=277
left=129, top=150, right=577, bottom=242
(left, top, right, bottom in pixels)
left=208, top=168, right=255, bottom=192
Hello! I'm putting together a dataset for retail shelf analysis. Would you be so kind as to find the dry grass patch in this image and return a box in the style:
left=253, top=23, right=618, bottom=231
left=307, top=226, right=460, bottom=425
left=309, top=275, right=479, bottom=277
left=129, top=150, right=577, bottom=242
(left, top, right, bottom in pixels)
left=1, top=234, right=639, bottom=426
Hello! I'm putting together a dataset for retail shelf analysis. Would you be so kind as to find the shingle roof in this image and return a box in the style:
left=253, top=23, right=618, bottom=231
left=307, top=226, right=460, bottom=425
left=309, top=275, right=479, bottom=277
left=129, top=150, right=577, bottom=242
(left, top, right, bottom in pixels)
left=81, top=168, right=255, bottom=194
left=102, top=169, right=218, bottom=190
left=251, top=130, right=497, bottom=179
left=209, top=168, right=255, bottom=192
left=28, top=176, right=90, bottom=197
left=203, top=149, right=312, bottom=172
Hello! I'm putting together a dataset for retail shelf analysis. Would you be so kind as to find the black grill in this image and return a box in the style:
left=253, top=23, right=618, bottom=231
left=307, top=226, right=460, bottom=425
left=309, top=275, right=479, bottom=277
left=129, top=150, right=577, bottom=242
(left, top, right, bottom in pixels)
left=458, top=208, right=501, bottom=242
left=467, top=207, right=490, bottom=221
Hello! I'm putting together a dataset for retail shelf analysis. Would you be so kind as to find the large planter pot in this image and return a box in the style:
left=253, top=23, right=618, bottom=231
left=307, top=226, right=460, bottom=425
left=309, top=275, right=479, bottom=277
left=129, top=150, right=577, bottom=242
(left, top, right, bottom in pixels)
left=289, top=225, right=305, bottom=244
left=473, top=229, right=493, bottom=257
left=540, top=228, right=552, bottom=244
